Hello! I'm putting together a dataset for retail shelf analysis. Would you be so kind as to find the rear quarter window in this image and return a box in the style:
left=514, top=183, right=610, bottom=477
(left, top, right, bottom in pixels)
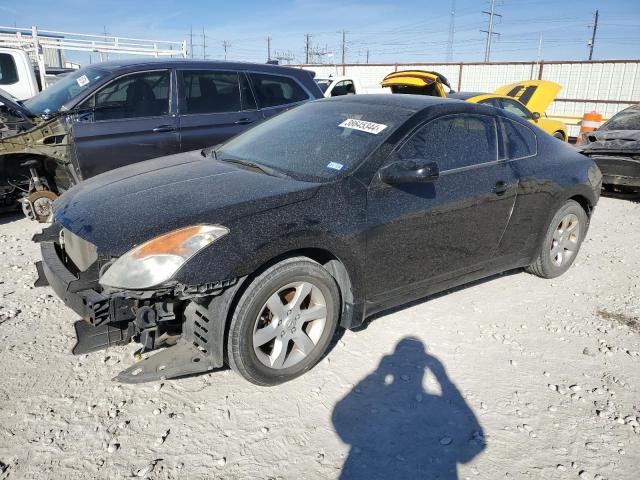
left=500, top=118, right=537, bottom=160
left=249, top=72, right=309, bottom=108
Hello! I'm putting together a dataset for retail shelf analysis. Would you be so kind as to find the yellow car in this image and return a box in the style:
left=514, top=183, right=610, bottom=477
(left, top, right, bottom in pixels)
left=381, top=71, right=568, bottom=141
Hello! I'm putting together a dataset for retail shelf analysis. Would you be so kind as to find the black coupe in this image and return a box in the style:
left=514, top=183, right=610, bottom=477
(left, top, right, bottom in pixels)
left=36, top=95, right=602, bottom=385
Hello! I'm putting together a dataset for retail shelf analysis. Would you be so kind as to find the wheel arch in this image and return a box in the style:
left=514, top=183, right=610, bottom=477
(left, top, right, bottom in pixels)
left=194, top=246, right=363, bottom=368
left=568, top=193, right=593, bottom=218
left=231, top=247, right=359, bottom=329
left=553, top=129, right=567, bottom=141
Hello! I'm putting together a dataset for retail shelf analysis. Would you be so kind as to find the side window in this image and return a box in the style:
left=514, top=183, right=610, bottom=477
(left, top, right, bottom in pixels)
left=500, top=118, right=537, bottom=160
left=478, top=98, right=501, bottom=108
left=179, top=70, right=241, bottom=114
left=239, top=73, right=257, bottom=111
left=398, top=114, right=498, bottom=171
left=499, top=98, right=532, bottom=120
left=249, top=72, right=309, bottom=108
left=0, top=53, right=18, bottom=85
left=332, top=80, right=355, bottom=96
left=84, top=71, right=170, bottom=121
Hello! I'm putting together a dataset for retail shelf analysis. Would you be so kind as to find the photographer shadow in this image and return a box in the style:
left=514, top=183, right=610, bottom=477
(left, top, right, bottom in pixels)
left=332, top=337, right=485, bottom=480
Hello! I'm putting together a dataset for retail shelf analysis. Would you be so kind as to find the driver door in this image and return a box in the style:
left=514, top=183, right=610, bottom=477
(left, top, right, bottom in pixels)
left=365, top=113, right=518, bottom=304
left=71, top=69, right=179, bottom=180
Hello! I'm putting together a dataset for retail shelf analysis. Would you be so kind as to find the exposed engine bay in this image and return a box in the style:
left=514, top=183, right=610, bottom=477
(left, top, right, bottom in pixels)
left=0, top=107, right=77, bottom=221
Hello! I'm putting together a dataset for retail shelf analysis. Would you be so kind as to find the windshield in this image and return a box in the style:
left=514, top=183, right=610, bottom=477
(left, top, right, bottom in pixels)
left=600, top=106, right=640, bottom=131
left=217, top=100, right=413, bottom=182
left=315, top=79, right=332, bottom=93
left=24, top=66, right=108, bottom=115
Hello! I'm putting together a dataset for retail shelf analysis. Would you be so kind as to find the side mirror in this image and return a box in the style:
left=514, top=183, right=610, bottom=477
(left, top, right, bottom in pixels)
left=380, top=159, right=440, bottom=184
left=531, top=111, right=541, bottom=120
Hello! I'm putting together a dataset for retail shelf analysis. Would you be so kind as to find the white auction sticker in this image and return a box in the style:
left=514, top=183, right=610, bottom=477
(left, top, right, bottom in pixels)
left=76, top=75, right=90, bottom=87
left=339, top=118, right=387, bottom=135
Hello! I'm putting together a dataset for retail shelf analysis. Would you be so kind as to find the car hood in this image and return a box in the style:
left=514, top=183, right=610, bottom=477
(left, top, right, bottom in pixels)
left=580, top=129, right=640, bottom=154
left=53, top=150, right=321, bottom=256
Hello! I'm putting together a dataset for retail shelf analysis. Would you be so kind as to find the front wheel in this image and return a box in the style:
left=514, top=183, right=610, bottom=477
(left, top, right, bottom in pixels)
left=552, top=131, right=565, bottom=141
left=227, top=257, right=340, bottom=385
left=526, top=200, right=588, bottom=279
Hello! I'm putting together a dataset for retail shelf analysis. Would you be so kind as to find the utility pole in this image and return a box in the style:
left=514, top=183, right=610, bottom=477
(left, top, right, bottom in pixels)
left=536, top=33, right=543, bottom=63
left=481, top=0, right=501, bottom=62
left=446, top=0, right=456, bottom=62
left=366, top=49, right=369, bottom=64
left=304, top=34, right=311, bottom=64
left=189, top=26, right=194, bottom=59
left=588, top=9, right=599, bottom=60
left=201, top=26, right=207, bottom=59
left=340, top=30, right=347, bottom=74
left=101, top=25, right=110, bottom=62
left=222, top=40, right=231, bottom=61
left=267, top=35, right=272, bottom=62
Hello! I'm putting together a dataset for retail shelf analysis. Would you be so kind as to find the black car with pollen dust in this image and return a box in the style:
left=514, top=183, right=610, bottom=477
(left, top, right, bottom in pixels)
left=36, top=95, right=602, bottom=385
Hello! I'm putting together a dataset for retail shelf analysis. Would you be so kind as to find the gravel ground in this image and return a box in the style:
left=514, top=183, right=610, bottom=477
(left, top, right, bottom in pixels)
left=0, top=196, right=638, bottom=480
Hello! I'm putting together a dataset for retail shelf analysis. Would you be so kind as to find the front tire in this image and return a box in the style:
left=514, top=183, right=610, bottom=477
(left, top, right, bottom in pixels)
left=526, top=200, right=587, bottom=279
left=227, top=257, right=340, bottom=385
left=552, top=131, right=565, bottom=141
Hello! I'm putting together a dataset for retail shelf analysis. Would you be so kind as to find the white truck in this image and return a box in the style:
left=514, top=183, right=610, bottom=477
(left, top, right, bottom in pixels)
left=0, top=47, right=75, bottom=101
left=0, top=48, right=40, bottom=100
left=314, top=75, right=386, bottom=97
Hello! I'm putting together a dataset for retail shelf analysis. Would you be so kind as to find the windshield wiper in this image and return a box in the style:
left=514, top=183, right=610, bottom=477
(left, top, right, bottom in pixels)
left=218, top=156, right=289, bottom=178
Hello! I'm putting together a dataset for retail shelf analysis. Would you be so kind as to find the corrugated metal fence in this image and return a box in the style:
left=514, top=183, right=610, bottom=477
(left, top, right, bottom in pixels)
left=296, top=60, right=640, bottom=137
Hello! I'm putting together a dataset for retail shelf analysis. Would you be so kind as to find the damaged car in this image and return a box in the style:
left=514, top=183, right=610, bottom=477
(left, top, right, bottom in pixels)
left=0, top=59, right=322, bottom=220
left=35, top=95, right=601, bottom=386
left=579, top=103, right=640, bottom=193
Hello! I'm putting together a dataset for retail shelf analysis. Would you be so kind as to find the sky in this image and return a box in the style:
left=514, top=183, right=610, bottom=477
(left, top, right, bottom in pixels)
left=2, top=0, right=639, bottom=66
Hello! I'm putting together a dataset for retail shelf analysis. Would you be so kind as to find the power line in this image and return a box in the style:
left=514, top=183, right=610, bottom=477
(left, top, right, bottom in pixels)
left=481, top=0, right=501, bottom=62
left=588, top=9, right=599, bottom=60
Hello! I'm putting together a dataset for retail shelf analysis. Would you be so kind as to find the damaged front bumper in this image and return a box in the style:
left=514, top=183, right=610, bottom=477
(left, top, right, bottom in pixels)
left=35, top=233, right=240, bottom=383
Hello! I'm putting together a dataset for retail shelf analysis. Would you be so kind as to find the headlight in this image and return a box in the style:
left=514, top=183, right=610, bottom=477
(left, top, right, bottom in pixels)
left=99, top=225, right=229, bottom=289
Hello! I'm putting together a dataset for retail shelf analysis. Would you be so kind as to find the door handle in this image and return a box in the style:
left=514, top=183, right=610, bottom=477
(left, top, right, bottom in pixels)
left=152, top=125, right=177, bottom=133
left=493, top=181, right=508, bottom=195
left=234, top=118, right=254, bottom=125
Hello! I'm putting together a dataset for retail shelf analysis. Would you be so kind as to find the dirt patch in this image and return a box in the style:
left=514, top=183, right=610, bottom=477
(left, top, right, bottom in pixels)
left=597, top=309, right=640, bottom=333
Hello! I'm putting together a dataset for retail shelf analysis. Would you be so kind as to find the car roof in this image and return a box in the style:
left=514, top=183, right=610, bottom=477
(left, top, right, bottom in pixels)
left=82, top=57, right=308, bottom=76
left=321, top=93, right=462, bottom=112
left=447, top=92, right=488, bottom=100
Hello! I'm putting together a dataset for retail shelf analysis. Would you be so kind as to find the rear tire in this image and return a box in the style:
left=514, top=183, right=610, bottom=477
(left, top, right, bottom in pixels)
left=227, top=257, right=340, bottom=386
left=526, top=200, right=587, bottom=279
left=552, top=131, right=565, bottom=141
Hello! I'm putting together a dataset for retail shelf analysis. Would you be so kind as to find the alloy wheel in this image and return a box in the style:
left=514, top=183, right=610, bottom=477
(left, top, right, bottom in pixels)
left=550, top=213, right=580, bottom=267
left=252, top=281, right=328, bottom=369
